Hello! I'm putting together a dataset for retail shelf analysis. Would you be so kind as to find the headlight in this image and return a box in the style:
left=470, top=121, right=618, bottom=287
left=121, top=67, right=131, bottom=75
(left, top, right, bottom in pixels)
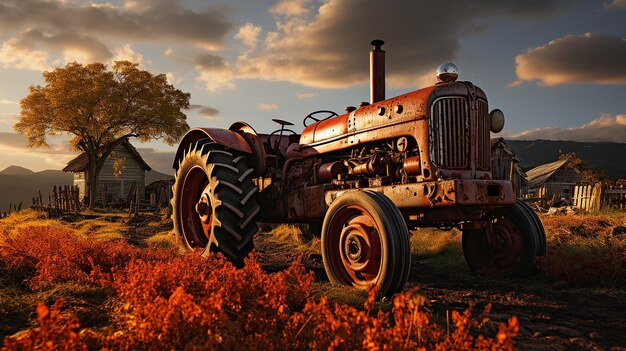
left=489, top=109, right=505, bottom=133
left=436, top=63, right=459, bottom=83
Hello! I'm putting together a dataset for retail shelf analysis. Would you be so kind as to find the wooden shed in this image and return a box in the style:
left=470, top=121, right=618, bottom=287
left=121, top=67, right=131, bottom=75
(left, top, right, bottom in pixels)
left=524, top=158, right=582, bottom=201
left=490, top=138, right=526, bottom=197
left=63, top=139, right=151, bottom=204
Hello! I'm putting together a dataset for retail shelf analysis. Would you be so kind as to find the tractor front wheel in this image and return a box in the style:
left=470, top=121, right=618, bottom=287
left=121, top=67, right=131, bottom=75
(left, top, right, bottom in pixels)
left=171, top=139, right=260, bottom=266
left=321, top=191, right=411, bottom=297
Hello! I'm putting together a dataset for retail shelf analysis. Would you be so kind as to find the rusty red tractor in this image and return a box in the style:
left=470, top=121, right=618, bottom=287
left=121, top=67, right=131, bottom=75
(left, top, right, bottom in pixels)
left=171, top=40, right=546, bottom=297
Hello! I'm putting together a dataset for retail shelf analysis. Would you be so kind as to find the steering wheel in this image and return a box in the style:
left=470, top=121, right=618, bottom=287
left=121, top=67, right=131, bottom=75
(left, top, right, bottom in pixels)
left=303, top=110, right=338, bottom=127
left=268, top=128, right=297, bottom=153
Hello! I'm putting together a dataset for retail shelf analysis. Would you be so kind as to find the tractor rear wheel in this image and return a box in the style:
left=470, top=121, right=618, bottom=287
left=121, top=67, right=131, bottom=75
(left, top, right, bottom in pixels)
left=321, top=190, right=411, bottom=297
left=171, top=139, right=260, bottom=266
left=462, top=199, right=546, bottom=277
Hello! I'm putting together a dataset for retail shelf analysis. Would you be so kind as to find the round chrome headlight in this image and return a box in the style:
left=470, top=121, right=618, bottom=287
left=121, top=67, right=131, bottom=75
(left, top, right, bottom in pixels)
left=489, top=109, right=505, bottom=133
left=436, top=63, right=459, bottom=83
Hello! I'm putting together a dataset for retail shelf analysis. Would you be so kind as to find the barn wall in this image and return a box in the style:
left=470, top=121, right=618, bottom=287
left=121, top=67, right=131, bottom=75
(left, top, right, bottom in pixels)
left=72, top=145, right=146, bottom=204
left=73, top=172, right=86, bottom=200
left=491, top=147, right=523, bottom=197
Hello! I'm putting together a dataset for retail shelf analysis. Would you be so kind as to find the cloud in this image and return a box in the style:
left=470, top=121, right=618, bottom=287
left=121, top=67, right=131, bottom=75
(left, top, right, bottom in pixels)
left=0, top=0, right=234, bottom=71
left=0, top=0, right=234, bottom=50
left=296, top=92, right=318, bottom=99
left=192, top=52, right=235, bottom=91
left=270, top=0, right=313, bottom=17
left=257, top=103, right=278, bottom=111
left=112, top=44, right=144, bottom=64
left=513, top=33, right=626, bottom=86
left=234, top=23, right=262, bottom=49
left=134, top=147, right=175, bottom=174
left=236, top=0, right=572, bottom=89
left=188, top=104, right=220, bottom=119
left=0, top=38, right=49, bottom=71
left=0, top=99, right=17, bottom=105
left=0, top=132, right=76, bottom=168
left=505, top=114, right=626, bottom=143
left=604, top=0, right=626, bottom=9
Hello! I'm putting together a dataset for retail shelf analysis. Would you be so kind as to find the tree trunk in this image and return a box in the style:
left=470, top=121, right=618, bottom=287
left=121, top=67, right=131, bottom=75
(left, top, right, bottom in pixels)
left=87, top=163, right=99, bottom=209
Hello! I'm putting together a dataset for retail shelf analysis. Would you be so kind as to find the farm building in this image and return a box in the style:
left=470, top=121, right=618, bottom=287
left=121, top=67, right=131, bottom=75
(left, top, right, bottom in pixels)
left=490, top=138, right=526, bottom=197
left=523, top=158, right=582, bottom=201
left=63, top=139, right=151, bottom=204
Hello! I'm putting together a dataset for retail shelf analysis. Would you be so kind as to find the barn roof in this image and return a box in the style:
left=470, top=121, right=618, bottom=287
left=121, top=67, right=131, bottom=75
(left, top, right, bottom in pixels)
left=525, top=158, right=569, bottom=188
left=63, top=139, right=151, bottom=172
left=490, top=137, right=520, bottom=162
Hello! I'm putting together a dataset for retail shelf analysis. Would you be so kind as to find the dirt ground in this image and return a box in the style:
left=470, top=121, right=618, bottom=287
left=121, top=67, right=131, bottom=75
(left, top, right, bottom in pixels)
left=254, top=226, right=626, bottom=351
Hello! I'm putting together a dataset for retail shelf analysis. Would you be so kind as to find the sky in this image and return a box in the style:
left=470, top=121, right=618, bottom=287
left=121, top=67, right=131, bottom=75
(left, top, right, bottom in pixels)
left=0, top=0, right=625, bottom=174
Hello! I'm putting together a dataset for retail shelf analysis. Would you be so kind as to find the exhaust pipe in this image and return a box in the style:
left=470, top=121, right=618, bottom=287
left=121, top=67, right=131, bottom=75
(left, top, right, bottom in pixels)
left=370, top=39, right=385, bottom=104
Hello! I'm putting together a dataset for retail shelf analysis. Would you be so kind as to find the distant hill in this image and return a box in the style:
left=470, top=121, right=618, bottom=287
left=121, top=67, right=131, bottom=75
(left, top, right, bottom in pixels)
left=0, top=168, right=73, bottom=214
left=0, top=166, right=173, bottom=214
left=0, top=165, right=35, bottom=176
left=505, top=140, right=626, bottom=179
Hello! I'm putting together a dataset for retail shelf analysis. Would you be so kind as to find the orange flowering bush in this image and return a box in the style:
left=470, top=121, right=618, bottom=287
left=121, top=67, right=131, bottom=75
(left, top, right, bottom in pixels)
left=0, top=226, right=173, bottom=290
left=2, top=300, right=87, bottom=351
left=1, top=225, right=519, bottom=350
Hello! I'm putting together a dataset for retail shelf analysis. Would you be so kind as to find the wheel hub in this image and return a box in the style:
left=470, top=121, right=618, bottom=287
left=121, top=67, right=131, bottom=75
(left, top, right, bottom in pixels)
left=345, top=233, right=364, bottom=261
left=340, top=222, right=377, bottom=273
left=195, top=193, right=212, bottom=224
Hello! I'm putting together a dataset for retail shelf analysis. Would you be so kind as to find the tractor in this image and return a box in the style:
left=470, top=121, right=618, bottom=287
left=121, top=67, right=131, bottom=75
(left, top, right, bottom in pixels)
left=170, top=40, right=546, bottom=297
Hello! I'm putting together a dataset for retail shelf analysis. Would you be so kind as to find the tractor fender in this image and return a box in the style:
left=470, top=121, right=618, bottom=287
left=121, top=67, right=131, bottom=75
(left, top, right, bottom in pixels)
left=172, top=127, right=252, bottom=169
left=229, top=122, right=267, bottom=177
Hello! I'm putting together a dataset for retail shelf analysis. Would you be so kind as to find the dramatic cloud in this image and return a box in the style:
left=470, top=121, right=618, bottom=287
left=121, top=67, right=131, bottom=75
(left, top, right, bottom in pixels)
left=237, top=0, right=572, bottom=89
left=257, top=103, right=278, bottom=111
left=506, top=114, right=626, bottom=142
left=0, top=0, right=234, bottom=49
left=513, top=33, right=626, bottom=86
left=188, top=104, right=220, bottom=119
left=0, top=0, right=233, bottom=70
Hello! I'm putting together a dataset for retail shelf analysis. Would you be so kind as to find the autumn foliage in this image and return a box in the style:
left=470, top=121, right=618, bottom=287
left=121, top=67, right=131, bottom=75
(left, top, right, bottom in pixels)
left=1, top=226, right=518, bottom=350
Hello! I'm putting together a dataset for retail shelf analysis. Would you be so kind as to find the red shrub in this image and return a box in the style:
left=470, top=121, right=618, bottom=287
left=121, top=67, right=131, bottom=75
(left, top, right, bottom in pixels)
left=2, top=225, right=519, bottom=350
left=0, top=226, right=174, bottom=290
left=1, top=300, right=87, bottom=351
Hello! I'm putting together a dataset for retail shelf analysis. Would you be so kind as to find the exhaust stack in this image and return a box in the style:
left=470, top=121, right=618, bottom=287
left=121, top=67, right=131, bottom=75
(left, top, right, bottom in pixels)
left=370, top=39, right=385, bottom=104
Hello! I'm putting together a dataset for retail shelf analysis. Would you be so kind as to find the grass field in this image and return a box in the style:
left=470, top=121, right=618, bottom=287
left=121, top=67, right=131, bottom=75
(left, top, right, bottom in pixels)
left=1, top=209, right=625, bottom=350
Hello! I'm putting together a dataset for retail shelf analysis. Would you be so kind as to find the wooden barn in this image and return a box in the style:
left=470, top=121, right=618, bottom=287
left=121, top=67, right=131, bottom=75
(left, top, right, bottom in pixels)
left=490, top=138, right=526, bottom=197
left=524, top=158, right=582, bottom=201
left=63, top=139, right=151, bottom=205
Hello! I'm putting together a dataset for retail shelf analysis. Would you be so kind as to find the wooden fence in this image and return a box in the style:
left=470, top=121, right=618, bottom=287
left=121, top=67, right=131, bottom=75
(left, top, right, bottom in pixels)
left=523, top=183, right=626, bottom=212
left=31, top=185, right=82, bottom=212
left=1, top=202, right=22, bottom=219
left=603, top=185, right=626, bottom=210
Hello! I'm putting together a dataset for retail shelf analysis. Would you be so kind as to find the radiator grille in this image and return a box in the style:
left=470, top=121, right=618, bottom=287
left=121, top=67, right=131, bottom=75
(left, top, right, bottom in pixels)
left=476, top=99, right=490, bottom=170
left=430, top=97, right=469, bottom=168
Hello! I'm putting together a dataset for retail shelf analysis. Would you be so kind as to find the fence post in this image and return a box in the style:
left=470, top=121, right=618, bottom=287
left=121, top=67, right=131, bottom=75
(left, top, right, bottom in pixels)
left=590, top=183, right=602, bottom=211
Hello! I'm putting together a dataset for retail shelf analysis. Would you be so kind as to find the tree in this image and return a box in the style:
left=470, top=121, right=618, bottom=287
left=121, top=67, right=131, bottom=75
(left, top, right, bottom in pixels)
left=15, top=61, right=190, bottom=209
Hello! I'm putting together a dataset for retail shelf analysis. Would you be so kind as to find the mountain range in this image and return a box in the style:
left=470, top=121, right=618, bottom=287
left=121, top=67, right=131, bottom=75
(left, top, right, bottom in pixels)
left=0, top=166, right=172, bottom=214
left=1, top=139, right=625, bottom=213
left=504, top=140, right=626, bottom=179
